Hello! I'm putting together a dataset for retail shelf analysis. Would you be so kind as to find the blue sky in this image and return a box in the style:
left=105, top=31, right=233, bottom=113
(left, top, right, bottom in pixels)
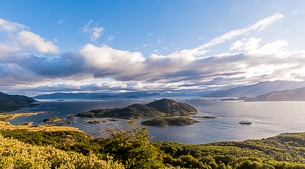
left=1, top=0, right=305, bottom=96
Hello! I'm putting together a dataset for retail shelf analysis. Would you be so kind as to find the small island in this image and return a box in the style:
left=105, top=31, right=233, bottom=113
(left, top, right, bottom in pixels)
left=77, top=98, right=197, bottom=119
left=43, top=116, right=65, bottom=123
left=141, top=116, right=199, bottom=127
left=84, top=119, right=108, bottom=124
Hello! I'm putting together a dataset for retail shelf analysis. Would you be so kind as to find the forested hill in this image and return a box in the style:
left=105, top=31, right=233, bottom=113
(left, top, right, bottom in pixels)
left=77, top=98, right=197, bottom=118
left=0, top=92, right=36, bottom=112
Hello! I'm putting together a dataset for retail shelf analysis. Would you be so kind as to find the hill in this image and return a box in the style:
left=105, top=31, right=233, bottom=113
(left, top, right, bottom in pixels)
left=246, top=87, right=305, bottom=101
left=207, top=81, right=305, bottom=97
left=77, top=98, right=197, bottom=118
left=0, top=92, right=36, bottom=112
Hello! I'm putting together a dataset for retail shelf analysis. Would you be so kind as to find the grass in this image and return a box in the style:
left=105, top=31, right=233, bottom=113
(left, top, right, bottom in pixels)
left=0, top=112, right=82, bottom=132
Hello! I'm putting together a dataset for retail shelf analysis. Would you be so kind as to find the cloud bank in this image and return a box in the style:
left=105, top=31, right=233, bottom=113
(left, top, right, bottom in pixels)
left=1, top=13, right=305, bottom=95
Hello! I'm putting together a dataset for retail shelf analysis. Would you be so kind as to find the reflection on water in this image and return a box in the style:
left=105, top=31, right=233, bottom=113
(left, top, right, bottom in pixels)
left=10, top=98, right=305, bottom=144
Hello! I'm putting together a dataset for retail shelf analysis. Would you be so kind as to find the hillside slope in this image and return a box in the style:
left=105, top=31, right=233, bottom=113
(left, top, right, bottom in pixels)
left=0, top=92, right=36, bottom=112
left=0, top=134, right=124, bottom=169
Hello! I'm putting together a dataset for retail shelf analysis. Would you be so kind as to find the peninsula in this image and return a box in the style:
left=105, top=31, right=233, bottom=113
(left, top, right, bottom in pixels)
left=0, top=92, right=37, bottom=112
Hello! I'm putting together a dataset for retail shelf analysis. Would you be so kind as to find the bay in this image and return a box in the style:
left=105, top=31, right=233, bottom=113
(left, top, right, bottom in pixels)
left=10, top=97, right=305, bottom=144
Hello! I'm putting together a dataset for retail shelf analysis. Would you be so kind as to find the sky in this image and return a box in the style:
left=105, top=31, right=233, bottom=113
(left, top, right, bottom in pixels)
left=1, top=0, right=305, bottom=96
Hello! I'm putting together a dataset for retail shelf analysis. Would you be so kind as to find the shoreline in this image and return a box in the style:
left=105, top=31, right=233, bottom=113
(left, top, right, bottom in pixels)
left=0, top=112, right=82, bottom=132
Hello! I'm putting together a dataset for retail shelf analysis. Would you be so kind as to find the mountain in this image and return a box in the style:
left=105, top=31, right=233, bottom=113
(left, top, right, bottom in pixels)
left=77, top=98, right=197, bottom=119
left=0, top=92, right=36, bottom=112
left=207, top=81, right=305, bottom=97
left=34, top=90, right=213, bottom=100
left=246, top=87, right=305, bottom=101
left=34, top=92, right=164, bottom=100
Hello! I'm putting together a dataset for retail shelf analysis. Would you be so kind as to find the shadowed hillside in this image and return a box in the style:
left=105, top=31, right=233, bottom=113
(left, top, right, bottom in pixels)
left=0, top=92, right=36, bottom=112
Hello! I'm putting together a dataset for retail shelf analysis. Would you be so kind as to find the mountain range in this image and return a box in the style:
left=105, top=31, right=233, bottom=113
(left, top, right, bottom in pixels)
left=33, top=81, right=305, bottom=100
left=246, top=87, right=305, bottom=101
left=207, top=80, right=305, bottom=97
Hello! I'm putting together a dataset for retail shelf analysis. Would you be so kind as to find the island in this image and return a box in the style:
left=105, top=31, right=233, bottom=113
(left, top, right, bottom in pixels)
left=141, top=116, right=199, bottom=127
left=77, top=98, right=198, bottom=119
left=84, top=119, right=107, bottom=123
left=43, top=116, right=65, bottom=123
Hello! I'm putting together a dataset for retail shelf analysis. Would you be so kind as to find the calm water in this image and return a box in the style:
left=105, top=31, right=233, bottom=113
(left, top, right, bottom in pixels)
left=10, top=98, right=305, bottom=144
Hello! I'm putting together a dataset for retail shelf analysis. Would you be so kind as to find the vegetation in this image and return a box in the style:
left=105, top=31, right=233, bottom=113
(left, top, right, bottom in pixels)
left=43, top=116, right=65, bottom=122
left=95, top=120, right=165, bottom=168
left=0, top=121, right=165, bottom=169
left=0, top=134, right=124, bottom=169
left=0, top=92, right=36, bottom=112
left=3, top=125, right=305, bottom=168
left=77, top=98, right=197, bottom=119
left=3, top=113, right=305, bottom=168
left=141, top=116, right=199, bottom=127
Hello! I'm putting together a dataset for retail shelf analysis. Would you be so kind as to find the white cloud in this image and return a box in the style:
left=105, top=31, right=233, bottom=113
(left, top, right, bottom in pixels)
left=0, top=18, right=59, bottom=56
left=79, top=44, right=145, bottom=79
left=91, top=27, right=104, bottom=41
left=197, top=13, right=284, bottom=50
left=2, top=13, right=305, bottom=94
left=17, top=31, right=59, bottom=54
left=0, top=18, right=27, bottom=32
left=57, top=18, right=66, bottom=24
left=230, top=37, right=289, bottom=57
left=82, top=20, right=104, bottom=41
left=107, top=36, right=114, bottom=41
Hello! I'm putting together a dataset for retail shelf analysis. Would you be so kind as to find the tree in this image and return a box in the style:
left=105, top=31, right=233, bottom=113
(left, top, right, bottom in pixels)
left=99, top=119, right=165, bottom=169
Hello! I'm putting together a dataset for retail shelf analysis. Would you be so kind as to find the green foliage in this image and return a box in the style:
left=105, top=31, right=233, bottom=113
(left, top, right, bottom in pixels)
left=4, top=126, right=305, bottom=168
left=155, top=132, right=305, bottom=168
left=43, top=116, right=65, bottom=122
left=147, top=98, right=198, bottom=116
left=141, top=116, right=199, bottom=127
left=77, top=98, right=197, bottom=118
left=96, top=119, right=165, bottom=168
left=0, top=134, right=124, bottom=169
left=0, top=130, right=98, bottom=155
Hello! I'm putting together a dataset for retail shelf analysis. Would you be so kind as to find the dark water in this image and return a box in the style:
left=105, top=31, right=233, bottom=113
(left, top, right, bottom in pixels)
left=10, top=98, right=305, bottom=144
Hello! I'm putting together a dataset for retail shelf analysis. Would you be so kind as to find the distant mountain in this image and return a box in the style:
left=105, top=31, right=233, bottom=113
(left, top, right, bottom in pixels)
left=207, top=81, right=305, bottom=97
left=34, top=90, right=213, bottom=100
left=0, top=92, right=36, bottom=112
left=246, top=87, right=305, bottom=101
left=34, top=92, right=163, bottom=100
left=77, top=98, right=197, bottom=119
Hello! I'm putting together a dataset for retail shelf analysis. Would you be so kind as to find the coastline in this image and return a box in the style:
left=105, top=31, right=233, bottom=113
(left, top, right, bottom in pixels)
left=0, top=112, right=82, bottom=132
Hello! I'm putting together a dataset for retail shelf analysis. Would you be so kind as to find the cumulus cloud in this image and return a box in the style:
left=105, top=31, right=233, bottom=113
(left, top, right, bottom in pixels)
left=17, top=31, right=59, bottom=54
left=82, top=20, right=104, bottom=41
left=0, top=18, right=59, bottom=56
left=0, top=18, right=27, bottom=32
left=79, top=44, right=146, bottom=80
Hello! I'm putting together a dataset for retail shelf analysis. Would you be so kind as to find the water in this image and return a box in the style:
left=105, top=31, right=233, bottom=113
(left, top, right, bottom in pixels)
left=10, top=98, right=305, bottom=144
